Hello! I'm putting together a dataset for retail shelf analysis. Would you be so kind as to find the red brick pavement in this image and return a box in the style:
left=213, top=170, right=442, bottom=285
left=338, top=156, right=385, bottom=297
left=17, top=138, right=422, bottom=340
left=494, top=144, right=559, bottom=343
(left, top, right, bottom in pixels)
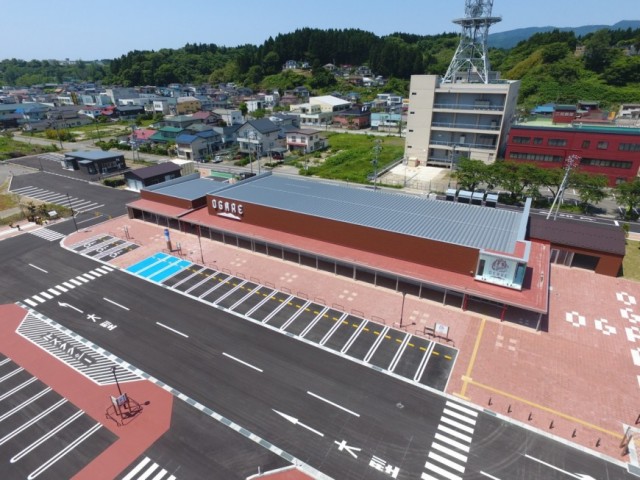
left=57, top=216, right=639, bottom=464
left=0, top=304, right=173, bottom=480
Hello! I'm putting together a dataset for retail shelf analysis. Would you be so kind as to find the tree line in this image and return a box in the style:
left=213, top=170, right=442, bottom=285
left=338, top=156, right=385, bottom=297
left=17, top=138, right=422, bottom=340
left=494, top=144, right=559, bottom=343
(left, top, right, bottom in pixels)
left=453, top=158, right=640, bottom=219
left=1, top=26, right=640, bottom=108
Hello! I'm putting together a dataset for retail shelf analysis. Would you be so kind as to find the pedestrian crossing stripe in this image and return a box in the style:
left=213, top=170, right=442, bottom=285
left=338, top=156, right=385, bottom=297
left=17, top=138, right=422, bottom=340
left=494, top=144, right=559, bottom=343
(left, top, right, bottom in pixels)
left=122, top=457, right=176, bottom=480
left=22, top=268, right=112, bottom=306
left=29, top=228, right=66, bottom=242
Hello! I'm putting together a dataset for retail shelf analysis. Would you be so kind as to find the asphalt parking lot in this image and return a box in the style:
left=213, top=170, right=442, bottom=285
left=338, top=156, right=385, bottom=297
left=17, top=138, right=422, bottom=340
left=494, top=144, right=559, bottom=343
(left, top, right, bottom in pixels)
left=69, top=236, right=458, bottom=393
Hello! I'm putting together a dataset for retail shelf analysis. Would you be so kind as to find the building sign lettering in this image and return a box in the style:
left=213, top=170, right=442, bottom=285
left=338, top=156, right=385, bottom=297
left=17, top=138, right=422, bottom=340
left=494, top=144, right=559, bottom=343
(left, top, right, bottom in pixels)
left=212, top=199, right=244, bottom=220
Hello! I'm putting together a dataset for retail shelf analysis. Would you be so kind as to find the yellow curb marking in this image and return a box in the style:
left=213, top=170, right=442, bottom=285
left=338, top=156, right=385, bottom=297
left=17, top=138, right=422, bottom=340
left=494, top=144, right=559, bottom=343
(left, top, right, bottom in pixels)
left=468, top=380, right=623, bottom=440
left=458, top=318, right=486, bottom=398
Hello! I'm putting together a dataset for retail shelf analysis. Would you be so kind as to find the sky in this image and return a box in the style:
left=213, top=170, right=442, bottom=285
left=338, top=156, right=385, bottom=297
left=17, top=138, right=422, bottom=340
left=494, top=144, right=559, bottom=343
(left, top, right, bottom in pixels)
left=2, top=0, right=638, bottom=61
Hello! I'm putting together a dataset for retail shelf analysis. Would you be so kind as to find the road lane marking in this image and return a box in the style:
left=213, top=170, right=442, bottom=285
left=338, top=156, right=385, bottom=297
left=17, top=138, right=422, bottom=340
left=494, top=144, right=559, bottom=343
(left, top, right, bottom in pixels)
left=307, top=391, right=360, bottom=417
left=524, top=454, right=596, bottom=479
left=480, top=472, right=501, bottom=480
left=222, top=352, right=263, bottom=373
left=28, top=264, right=48, bottom=273
left=103, top=297, right=130, bottom=311
left=155, top=322, right=189, bottom=338
left=431, top=442, right=468, bottom=462
left=273, top=409, right=324, bottom=437
left=122, top=457, right=151, bottom=480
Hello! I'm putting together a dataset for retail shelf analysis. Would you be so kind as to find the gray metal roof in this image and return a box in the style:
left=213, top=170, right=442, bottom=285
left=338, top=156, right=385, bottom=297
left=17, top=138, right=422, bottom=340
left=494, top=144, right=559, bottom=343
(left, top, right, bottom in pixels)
left=66, top=150, right=123, bottom=160
left=147, top=177, right=228, bottom=201
left=215, top=174, right=525, bottom=253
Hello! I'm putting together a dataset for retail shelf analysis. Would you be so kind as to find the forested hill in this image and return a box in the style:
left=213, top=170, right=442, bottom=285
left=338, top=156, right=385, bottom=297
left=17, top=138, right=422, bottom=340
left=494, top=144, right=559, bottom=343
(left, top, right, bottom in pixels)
left=2, top=26, right=640, bottom=108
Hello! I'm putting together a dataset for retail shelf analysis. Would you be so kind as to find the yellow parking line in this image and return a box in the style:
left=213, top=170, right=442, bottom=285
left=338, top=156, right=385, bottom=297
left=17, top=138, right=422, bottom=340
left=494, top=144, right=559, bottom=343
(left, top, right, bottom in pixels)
left=419, top=347, right=427, bottom=351
left=408, top=343, right=415, bottom=347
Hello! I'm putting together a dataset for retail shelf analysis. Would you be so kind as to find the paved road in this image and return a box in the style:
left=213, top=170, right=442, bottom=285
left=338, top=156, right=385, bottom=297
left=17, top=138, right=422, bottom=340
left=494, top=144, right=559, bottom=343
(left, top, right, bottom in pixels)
left=0, top=233, right=633, bottom=479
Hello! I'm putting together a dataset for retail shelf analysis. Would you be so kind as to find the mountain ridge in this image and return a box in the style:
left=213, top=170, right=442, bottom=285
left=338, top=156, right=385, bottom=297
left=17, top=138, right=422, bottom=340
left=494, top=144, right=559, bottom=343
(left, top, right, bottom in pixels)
left=488, top=20, right=640, bottom=49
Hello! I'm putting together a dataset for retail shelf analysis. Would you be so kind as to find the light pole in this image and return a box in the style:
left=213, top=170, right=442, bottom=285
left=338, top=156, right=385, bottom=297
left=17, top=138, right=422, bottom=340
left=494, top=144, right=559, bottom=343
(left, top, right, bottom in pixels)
left=111, top=366, right=123, bottom=396
left=399, top=292, right=406, bottom=327
left=197, top=225, right=205, bottom=264
left=66, top=193, right=78, bottom=232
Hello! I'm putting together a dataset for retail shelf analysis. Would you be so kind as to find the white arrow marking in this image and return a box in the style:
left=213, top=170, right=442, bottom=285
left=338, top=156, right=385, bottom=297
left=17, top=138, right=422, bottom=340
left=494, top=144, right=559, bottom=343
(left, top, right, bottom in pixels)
left=334, top=439, right=361, bottom=459
left=103, top=298, right=129, bottom=310
left=57, top=302, right=83, bottom=314
left=524, top=454, right=596, bottom=479
left=272, top=410, right=324, bottom=437
left=28, top=264, right=48, bottom=273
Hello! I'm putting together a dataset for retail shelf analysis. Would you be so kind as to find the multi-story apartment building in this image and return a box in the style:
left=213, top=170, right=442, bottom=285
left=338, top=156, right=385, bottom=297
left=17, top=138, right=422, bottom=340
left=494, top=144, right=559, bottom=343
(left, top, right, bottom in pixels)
left=403, top=74, right=520, bottom=167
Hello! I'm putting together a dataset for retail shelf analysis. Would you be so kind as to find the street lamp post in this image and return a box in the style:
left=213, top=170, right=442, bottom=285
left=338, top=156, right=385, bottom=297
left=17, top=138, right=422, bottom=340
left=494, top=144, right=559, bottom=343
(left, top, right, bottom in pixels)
left=197, top=225, right=205, bottom=264
left=111, top=366, right=123, bottom=396
left=399, top=292, right=406, bottom=327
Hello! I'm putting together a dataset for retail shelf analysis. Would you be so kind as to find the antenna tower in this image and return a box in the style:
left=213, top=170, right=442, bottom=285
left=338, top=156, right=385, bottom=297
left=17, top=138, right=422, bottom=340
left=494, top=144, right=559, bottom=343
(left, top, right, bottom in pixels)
left=443, top=0, right=502, bottom=84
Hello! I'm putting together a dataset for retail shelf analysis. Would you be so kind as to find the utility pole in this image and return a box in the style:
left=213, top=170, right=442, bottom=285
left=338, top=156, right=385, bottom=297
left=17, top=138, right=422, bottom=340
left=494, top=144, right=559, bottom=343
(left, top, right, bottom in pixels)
left=66, top=192, right=78, bottom=232
left=372, top=139, right=382, bottom=190
left=547, top=154, right=580, bottom=220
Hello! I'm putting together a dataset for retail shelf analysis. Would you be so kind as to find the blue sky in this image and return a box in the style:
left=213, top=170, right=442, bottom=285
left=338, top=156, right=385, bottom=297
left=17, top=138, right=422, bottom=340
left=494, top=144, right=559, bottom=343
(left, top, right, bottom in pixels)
left=2, top=0, right=637, bottom=60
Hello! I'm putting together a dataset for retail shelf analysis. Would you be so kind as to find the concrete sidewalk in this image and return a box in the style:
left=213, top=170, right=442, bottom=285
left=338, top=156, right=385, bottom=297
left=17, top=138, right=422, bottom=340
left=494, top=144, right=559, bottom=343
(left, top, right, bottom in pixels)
left=56, top=215, right=639, bottom=466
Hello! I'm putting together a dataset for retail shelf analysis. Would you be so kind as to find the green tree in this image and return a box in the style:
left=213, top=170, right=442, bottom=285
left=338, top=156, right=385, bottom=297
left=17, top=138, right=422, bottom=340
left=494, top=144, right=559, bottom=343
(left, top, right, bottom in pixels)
left=452, top=159, right=487, bottom=191
left=583, top=30, right=616, bottom=73
left=572, top=172, right=608, bottom=213
left=615, top=178, right=640, bottom=219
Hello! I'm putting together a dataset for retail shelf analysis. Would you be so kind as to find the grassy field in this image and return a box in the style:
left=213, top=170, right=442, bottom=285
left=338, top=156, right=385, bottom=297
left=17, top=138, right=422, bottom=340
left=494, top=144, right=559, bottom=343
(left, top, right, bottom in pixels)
left=301, top=133, right=404, bottom=183
left=0, top=136, right=59, bottom=160
left=624, top=240, right=640, bottom=281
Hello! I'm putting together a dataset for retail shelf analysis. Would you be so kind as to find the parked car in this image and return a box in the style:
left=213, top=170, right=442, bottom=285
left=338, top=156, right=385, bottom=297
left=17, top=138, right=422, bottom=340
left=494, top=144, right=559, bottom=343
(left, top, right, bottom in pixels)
left=213, top=155, right=224, bottom=163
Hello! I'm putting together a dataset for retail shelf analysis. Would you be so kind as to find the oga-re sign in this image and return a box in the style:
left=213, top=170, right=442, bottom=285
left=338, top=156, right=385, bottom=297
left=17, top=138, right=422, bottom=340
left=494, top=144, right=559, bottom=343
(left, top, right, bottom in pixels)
left=212, top=199, right=244, bottom=220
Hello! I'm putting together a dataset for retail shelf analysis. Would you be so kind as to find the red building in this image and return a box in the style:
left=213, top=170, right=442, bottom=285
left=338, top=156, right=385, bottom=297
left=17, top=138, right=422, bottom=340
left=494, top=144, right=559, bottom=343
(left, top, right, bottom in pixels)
left=504, top=124, right=640, bottom=186
left=332, top=107, right=371, bottom=130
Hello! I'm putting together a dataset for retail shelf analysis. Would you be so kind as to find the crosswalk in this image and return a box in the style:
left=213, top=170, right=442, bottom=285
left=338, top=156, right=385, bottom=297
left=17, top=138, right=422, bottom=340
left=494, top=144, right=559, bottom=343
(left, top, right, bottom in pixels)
left=422, top=400, right=478, bottom=480
left=29, top=227, right=66, bottom=242
left=22, top=266, right=113, bottom=308
left=121, top=457, right=176, bottom=480
left=10, top=186, right=104, bottom=214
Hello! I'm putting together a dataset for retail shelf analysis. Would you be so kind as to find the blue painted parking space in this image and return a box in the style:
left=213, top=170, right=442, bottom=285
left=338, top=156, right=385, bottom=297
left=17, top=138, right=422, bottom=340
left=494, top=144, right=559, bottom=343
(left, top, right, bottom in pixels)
left=126, top=254, right=191, bottom=283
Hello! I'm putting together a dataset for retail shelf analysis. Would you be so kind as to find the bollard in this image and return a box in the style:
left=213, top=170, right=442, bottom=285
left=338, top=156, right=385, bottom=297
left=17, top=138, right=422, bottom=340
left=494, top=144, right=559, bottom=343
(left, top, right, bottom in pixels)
left=549, top=420, right=554, bottom=429
left=528, top=412, right=533, bottom=421
left=488, top=397, right=492, bottom=406
left=596, top=438, right=601, bottom=447
left=636, top=414, right=640, bottom=425
left=507, top=404, right=512, bottom=413
left=572, top=429, right=577, bottom=438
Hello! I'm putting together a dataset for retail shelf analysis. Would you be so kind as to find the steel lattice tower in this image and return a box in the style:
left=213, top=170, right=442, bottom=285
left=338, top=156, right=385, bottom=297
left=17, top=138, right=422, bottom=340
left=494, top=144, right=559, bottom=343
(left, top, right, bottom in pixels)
left=443, top=0, right=502, bottom=84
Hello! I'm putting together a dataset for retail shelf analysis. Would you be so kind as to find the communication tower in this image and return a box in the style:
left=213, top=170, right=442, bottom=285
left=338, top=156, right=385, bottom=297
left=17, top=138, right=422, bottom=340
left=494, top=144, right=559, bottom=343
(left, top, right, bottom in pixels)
left=442, top=0, right=502, bottom=84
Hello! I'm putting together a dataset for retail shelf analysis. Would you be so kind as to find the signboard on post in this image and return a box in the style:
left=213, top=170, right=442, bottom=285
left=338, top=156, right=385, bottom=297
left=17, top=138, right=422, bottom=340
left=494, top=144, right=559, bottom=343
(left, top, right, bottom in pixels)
left=164, top=228, right=172, bottom=251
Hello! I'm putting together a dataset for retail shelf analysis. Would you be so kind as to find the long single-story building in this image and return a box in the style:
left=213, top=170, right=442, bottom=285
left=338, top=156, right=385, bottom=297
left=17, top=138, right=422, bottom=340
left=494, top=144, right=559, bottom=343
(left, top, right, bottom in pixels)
left=62, top=150, right=127, bottom=176
left=127, top=172, right=556, bottom=328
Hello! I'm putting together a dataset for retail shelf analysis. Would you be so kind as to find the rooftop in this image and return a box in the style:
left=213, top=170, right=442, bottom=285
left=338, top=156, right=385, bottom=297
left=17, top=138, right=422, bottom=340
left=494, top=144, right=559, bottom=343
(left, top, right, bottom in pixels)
left=210, top=173, right=526, bottom=255
left=65, top=150, right=123, bottom=160
left=145, top=176, right=228, bottom=201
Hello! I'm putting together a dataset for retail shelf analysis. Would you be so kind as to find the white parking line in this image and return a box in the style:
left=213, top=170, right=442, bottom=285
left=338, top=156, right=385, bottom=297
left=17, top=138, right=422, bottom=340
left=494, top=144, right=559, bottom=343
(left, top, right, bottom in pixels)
left=11, top=409, right=85, bottom=463
left=155, top=322, right=189, bottom=338
left=0, top=377, right=37, bottom=401
left=0, top=399, right=67, bottom=446
left=222, top=352, right=263, bottom=373
left=0, top=388, right=51, bottom=422
left=306, top=391, right=360, bottom=417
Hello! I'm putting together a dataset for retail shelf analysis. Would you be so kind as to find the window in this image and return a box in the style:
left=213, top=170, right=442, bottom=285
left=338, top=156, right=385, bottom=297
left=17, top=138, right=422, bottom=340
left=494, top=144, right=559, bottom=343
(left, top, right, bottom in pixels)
left=509, top=152, right=563, bottom=162
left=582, top=140, right=591, bottom=149
left=619, top=143, right=640, bottom=152
left=533, top=137, right=543, bottom=145
left=548, top=138, right=567, bottom=146
left=513, top=136, right=530, bottom=144
left=580, top=158, right=632, bottom=169
left=597, top=141, right=608, bottom=150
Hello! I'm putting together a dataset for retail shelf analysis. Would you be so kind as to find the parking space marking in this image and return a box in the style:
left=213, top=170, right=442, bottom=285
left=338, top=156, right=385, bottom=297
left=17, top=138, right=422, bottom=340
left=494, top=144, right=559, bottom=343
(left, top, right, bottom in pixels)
left=0, top=398, right=67, bottom=446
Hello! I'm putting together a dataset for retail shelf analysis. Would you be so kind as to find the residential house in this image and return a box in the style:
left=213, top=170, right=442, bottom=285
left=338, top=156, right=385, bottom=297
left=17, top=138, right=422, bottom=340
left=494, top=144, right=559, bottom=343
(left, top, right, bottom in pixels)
left=246, top=98, right=265, bottom=113
left=290, top=95, right=351, bottom=127
left=213, top=108, right=243, bottom=126
left=175, top=130, right=222, bottom=162
left=124, top=162, right=182, bottom=192
left=283, top=60, right=299, bottom=70
left=115, top=105, right=145, bottom=120
left=105, top=87, right=138, bottom=105
left=176, top=96, right=201, bottom=115
left=191, top=111, right=221, bottom=125
left=286, top=129, right=328, bottom=154
left=332, top=106, right=371, bottom=130
left=213, top=124, right=242, bottom=148
left=130, top=128, right=156, bottom=147
left=153, top=98, right=177, bottom=115
left=160, top=114, right=201, bottom=130
left=150, top=126, right=186, bottom=144
left=236, top=119, right=281, bottom=155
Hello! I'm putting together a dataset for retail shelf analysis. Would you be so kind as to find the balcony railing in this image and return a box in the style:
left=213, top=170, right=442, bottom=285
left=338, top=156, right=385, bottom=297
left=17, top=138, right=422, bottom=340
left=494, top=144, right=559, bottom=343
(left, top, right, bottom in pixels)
left=431, top=121, right=500, bottom=131
left=433, top=103, right=504, bottom=111
left=430, top=140, right=496, bottom=150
